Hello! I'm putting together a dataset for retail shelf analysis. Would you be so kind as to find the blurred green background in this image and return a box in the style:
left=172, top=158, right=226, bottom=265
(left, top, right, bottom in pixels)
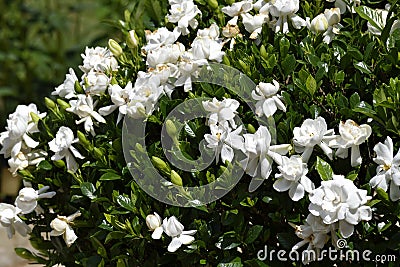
left=0, top=0, right=135, bottom=128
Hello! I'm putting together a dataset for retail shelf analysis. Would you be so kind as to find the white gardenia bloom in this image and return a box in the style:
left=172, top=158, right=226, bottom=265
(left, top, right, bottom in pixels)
left=268, top=0, right=307, bottom=34
left=99, top=82, right=133, bottom=124
left=167, top=0, right=202, bottom=36
left=252, top=80, right=286, bottom=117
left=52, top=68, right=78, bottom=99
left=15, top=186, right=56, bottom=214
left=241, top=13, right=268, bottom=39
left=67, top=95, right=106, bottom=135
left=8, top=150, right=47, bottom=177
left=79, top=47, right=118, bottom=73
left=50, top=211, right=81, bottom=247
left=126, top=73, right=164, bottom=119
left=83, top=70, right=110, bottom=96
left=0, top=203, right=31, bottom=239
left=308, top=175, right=372, bottom=238
left=175, top=51, right=208, bottom=92
left=146, top=43, right=185, bottom=69
left=0, top=104, right=46, bottom=158
left=191, top=24, right=225, bottom=62
left=330, top=119, right=372, bottom=167
left=204, top=124, right=245, bottom=164
left=326, top=0, right=360, bottom=14
left=143, top=27, right=180, bottom=52
left=310, top=13, right=329, bottom=33
left=290, top=214, right=334, bottom=265
left=293, top=116, right=336, bottom=162
left=162, top=216, right=196, bottom=252
left=202, top=98, right=240, bottom=129
left=370, top=136, right=400, bottom=201
left=221, top=1, right=253, bottom=18
left=273, top=155, right=314, bottom=201
left=49, top=126, right=84, bottom=172
left=241, top=126, right=290, bottom=181
left=146, top=212, right=163, bottom=239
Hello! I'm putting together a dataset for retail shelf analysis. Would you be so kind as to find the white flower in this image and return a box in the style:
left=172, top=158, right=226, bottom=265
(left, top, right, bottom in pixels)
left=79, top=47, right=118, bottom=73
left=221, top=1, right=252, bottom=18
left=241, top=13, right=268, bottom=39
left=49, top=126, right=84, bottom=172
left=162, top=216, right=196, bottom=252
left=326, top=0, right=360, bottom=14
left=268, top=0, right=307, bottom=33
left=0, top=203, right=31, bottom=239
left=83, top=70, right=110, bottom=95
left=99, top=82, right=133, bottom=124
left=293, top=117, right=336, bottom=162
left=0, top=104, right=46, bottom=158
left=52, top=68, right=78, bottom=99
left=50, top=211, right=81, bottom=247
left=273, top=155, right=314, bottom=201
left=204, top=124, right=244, bottom=164
left=126, top=73, right=164, bottom=119
left=175, top=51, right=208, bottom=92
left=252, top=80, right=286, bottom=118
left=191, top=24, right=225, bottom=62
left=146, top=43, right=185, bottom=68
left=369, top=136, right=400, bottom=201
left=310, top=13, right=329, bottom=33
left=146, top=212, right=163, bottom=239
left=15, top=186, right=56, bottom=214
left=241, top=126, right=290, bottom=181
left=167, top=0, right=202, bottom=35
left=7, top=150, right=47, bottom=177
left=330, top=119, right=372, bottom=167
left=67, top=95, right=106, bottom=135
left=143, top=27, right=180, bottom=52
left=202, top=98, right=240, bottom=129
left=290, top=214, right=334, bottom=264
left=308, top=175, right=372, bottom=238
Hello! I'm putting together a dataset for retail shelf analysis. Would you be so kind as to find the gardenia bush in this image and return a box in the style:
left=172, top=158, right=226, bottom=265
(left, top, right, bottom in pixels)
left=0, top=0, right=400, bottom=266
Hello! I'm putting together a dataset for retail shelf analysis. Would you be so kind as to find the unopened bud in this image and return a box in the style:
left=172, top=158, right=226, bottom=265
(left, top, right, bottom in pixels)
left=108, top=39, right=123, bottom=58
left=170, top=170, right=183, bottom=186
left=93, top=147, right=104, bottom=159
left=74, top=81, right=84, bottom=94
left=127, top=30, right=139, bottom=49
left=207, top=0, right=218, bottom=9
left=135, top=143, right=145, bottom=153
left=222, top=55, right=230, bottom=66
left=151, top=156, right=171, bottom=175
left=77, top=130, right=91, bottom=150
left=30, top=112, right=41, bottom=123
left=247, top=124, right=256, bottom=134
left=260, top=45, right=268, bottom=59
left=57, top=99, right=71, bottom=110
left=165, top=120, right=178, bottom=138
left=45, top=97, right=56, bottom=109
left=53, top=160, right=66, bottom=169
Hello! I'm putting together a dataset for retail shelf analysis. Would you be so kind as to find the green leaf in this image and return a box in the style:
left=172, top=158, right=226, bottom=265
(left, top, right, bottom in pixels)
left=316, top=156, right=333, bottom=181
left=355, top=6, right=386, bottom=33
left=99, top=172, right=121, bottom=181
left=350, top=92, right=361, bottom=109
left=245, top=225, right=263, bottom=244
left=80, top=182, right=96, bottom=199
left=306, top=74, right=317, bottom=96
left=282, top=54, right=296, bottom=76
left=354, top=61, right=372, bottom=74
left=38, top=160, right=53, bottom=171
left=376, top=187, right=389, bottom=201
left=116, top=195, right=136, bottom=212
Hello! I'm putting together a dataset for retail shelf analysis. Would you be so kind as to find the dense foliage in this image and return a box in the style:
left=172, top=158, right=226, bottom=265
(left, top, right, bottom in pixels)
left=0, top=0, right=400, bottom=266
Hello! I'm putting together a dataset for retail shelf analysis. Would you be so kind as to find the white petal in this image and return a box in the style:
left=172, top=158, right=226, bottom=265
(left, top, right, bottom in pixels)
left=389, top=180, right=400, bottom=201
left=151, top=226, right=164, bottom=240
left=262, top=98, right=278, bottom=117
left=300, top=176, right=315, bottom=193
left=168, top=237, right=182, bottom=252
left=350, top=145, right=362, bottom=167
left=289, top=183, right=305, bottom=201
left=273, top=178, right=292, bottom=192
left=178, top=234, right=195, bottom=245
left=339, top=220, right=354, bottom=238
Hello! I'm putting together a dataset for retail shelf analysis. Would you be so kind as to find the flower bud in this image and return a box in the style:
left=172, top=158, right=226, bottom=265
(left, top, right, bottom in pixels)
left=151, top=156, right=171, bottom=175
left=222, top=55, right=230, bottom=66
left=207, top=0, right=218, bottom=9
left=146, top=213, right=162, bottom=230
left=247, top=124, right=256, bottom=134
left=324, top=8, right=340, bottom=26
left=310, top=14, right=329, bottom=33
left=53, top=160, right=66, bottom=169
left=260, top=45, right=268, bottom=59
left=165, top=120, right=178, bottom=138
left=45, top=97, right=56, bottom=109
left=77, top=130, right=91, bottom=150
left=93, top=147, right=104, bottom=159
left=30, top=112, right=41, bottom=123
left=170, top=170, right=183, bottom=186
left=162, top=216, right=184, bottom=237
left=57, top=99, right=71, bottom=110
left=108, top=39, right=123, bottom=58
left=74, top=81, right=84, bottom=94
left=127, top=30, right=139, bottom=49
